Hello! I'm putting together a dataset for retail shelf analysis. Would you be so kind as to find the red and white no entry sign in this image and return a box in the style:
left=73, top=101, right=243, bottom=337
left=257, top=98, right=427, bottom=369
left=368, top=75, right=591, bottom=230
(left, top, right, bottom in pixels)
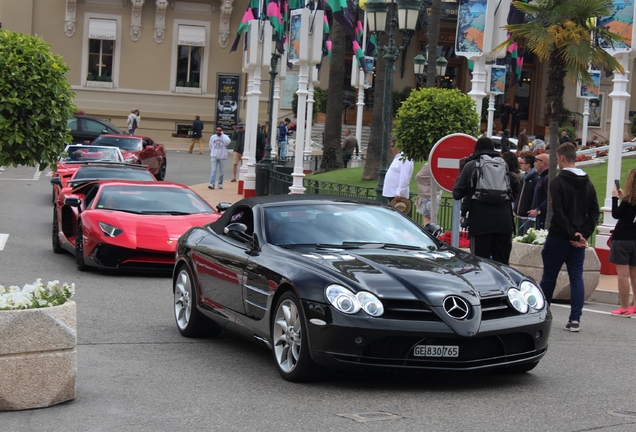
left=429, top=133, right=477, bottom=193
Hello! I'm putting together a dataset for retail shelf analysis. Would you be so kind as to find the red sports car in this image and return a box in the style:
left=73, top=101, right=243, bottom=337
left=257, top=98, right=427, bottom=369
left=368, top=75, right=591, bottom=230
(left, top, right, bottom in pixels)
left=52, top=180, right=223, bottom=272
left=52, top=144, right=127, bottom=201
left=91, top=134, right=167, bottom=181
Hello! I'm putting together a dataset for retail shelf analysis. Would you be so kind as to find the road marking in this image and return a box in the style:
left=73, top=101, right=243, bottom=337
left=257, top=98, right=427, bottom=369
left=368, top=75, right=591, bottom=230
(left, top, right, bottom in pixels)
left=551, top=303, right=612, bottom=316
left=0, top=234, right=8, bottom=250
left=32, top=164, right=41, bottom=180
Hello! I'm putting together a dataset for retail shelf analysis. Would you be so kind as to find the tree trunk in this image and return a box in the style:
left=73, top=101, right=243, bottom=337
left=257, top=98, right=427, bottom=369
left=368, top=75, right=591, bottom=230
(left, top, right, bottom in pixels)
left=319, top=20, right=346, bottom=172
left=426, top=0, right=442, bottom=88
left=544, top=51, right=567, bottom=229
left=362, top=32, right=388, bottom=181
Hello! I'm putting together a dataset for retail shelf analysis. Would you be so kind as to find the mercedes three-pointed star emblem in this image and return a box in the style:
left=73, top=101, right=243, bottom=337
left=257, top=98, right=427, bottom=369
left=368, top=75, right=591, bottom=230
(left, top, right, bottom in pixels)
left=443, top=296, right=470, bottom=320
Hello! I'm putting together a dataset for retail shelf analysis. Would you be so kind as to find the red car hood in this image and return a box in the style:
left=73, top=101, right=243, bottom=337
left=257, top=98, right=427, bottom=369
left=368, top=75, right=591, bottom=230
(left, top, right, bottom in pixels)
left=88, top=211, right=219, bottom=252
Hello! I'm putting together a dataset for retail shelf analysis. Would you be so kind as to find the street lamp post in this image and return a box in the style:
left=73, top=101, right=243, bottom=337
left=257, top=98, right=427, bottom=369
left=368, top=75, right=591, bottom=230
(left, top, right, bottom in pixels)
left=413, top=52, right=426, bottom=88
left=435, top=55, right=447, bottom=87
left=367, top=0, right=420, bottom=203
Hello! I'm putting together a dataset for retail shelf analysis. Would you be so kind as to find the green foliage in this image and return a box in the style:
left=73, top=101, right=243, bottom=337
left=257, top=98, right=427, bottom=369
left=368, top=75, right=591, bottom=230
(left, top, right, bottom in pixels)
left=0, top=31, right=75, bottom=169
left=630, top=115, right=636, bottom=138
left=314, top=87, right=328, bottom=113
left=394, top=88, right=480, bottom=162
left=392, top=86, right=413, bottom=118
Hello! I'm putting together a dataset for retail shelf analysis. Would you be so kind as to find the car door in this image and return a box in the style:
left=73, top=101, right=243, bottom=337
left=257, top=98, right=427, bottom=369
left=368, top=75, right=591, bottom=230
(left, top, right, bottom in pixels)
left=139, top=138, right=158, bottom=172
left=78, top=118, right=108, bottom=143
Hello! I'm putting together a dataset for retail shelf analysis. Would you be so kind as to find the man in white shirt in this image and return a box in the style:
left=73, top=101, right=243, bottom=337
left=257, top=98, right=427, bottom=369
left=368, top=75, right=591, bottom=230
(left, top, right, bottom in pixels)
left=208, top=126, right=231, bottom=190
left=382, top=138, right=414, bottom=203
left=126, top=109, right=139, bottom=134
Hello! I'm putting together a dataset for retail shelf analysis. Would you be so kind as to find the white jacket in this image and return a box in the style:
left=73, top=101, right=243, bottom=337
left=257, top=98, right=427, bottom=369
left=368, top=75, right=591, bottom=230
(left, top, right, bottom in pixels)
left=209, top=133, right=231, bottom=159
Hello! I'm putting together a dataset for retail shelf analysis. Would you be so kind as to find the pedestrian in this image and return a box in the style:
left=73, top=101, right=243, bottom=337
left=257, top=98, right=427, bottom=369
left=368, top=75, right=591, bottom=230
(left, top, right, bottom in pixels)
left=208, top=126, right=231, bottom=190
left=528, top=153, right=549, bottom=229
left=500, top=99, right=511, bottom=132
left=559, top=130, right=571, bottom=145
left=452, top=137, right=514, bottom=265
left=517, top=127, right=529, bottom=152
left=510, top=103, right=521, bottom=137
left=230, top=122, right=245, bottom=182
left=539, top=143, right=599, bottom=332
left=341, top=128, right=359, bottom=168
left=188, top=115, right=204, bottom=155
left=278, top=118, right=290, bottom=157
left=609, top=170, right=636, bottom=316
left=256, top=123, right=266, bottom=163
left=531, top=134, right=546, bottom=151
left=515, top=154, right=540, bottom=235
left=500, top=129, right=512, bottom=153
left=127, top=108, right=139, bottom=134
left=382, top=137, right=414, bottom=203
left=415, top=162, right=440, bottom=226
left=587, top=135, right=600, bottom=147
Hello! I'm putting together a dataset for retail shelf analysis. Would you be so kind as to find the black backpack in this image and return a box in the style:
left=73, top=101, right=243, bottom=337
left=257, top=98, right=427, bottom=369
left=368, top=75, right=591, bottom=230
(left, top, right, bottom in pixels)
left=471, top=154, right=511, bottom=204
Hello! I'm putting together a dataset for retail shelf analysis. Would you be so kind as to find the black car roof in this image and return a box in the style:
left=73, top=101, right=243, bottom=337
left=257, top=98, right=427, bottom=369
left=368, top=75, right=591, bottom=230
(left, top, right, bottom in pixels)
left=209, top=194, right=385, bottom=234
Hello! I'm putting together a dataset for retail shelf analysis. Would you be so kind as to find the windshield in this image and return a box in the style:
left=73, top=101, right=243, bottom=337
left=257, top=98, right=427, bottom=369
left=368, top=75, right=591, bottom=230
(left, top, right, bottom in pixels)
left=264, top=203, right=437, bottom=248
left=92, top=136, right=142, bottom=151
left=73, top=167, right=155, bottom=181
left=95, top=185, right=214, bottom=214
left=61, top=145, right=124, bottom=162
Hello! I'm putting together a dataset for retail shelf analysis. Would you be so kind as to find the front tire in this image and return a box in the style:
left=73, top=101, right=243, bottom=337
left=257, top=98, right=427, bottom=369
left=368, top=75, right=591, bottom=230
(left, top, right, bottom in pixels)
left=271, top=292, right=317, bottom=382
left=52, top=209, right=63, bottom=254
left=174, top=265, right=221, bottom=337
left=75, top=219, right=87, bottom=271
left=157, top=159, right=167, bottom=181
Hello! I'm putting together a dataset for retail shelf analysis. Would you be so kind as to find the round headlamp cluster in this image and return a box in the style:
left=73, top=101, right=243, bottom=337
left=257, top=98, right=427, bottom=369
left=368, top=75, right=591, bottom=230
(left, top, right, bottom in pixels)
left=325, top=285, right=384, bottom=317
left=508, top=281, right=545, bottom=313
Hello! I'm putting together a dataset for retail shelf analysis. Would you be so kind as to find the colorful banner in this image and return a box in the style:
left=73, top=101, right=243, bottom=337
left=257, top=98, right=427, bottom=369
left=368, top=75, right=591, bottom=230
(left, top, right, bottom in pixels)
left=598, top=0, right=634, bottom=55
left=455, top=0, right=488, bottom=57
left=489, top=65, right=506, bottom=94
left=578, top=70, right=602, bottom=99
left=215, top=74, right=241, bottom=132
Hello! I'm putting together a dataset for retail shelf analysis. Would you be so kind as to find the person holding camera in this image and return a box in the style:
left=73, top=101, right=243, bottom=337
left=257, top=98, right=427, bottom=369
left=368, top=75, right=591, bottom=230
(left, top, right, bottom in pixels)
left=452, top=137, right=514, bottom=265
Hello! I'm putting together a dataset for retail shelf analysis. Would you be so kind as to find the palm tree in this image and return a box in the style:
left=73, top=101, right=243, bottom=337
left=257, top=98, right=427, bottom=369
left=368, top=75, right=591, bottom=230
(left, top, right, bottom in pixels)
left=320, top=19, right=347, bottom=171
left=498, top=0, right=624, bottom=227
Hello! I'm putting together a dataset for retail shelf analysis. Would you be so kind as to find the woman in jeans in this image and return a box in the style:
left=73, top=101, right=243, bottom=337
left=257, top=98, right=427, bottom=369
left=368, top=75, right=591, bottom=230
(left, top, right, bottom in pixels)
left=610, top=169, right=636, bottom=316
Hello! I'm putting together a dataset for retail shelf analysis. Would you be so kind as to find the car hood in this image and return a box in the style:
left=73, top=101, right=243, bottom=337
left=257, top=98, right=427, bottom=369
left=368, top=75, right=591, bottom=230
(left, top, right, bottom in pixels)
left=290, top=246, right=526, bottom=337
left=92, top=212, right=219, bottom=251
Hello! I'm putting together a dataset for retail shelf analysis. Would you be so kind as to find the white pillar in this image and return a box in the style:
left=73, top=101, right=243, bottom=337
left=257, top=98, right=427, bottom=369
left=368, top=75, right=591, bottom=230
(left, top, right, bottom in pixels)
left=243, top=64, right=262, bottom=197
left=467, top=56, right=487, bottom=119
left=270, top=67, right=282, bottom=158
left=304, top=79, right=314, bottom=155
left=355, top=86, right=365, bottom=145
left=239, top=70, right=254, bottom=191
left=581, top=99, right=590, bottom=149
left=486, top=94, right=495, bottom=137
left=290, top=63, right=308, bottom=194
left=598, top=53, right=631, bottom=252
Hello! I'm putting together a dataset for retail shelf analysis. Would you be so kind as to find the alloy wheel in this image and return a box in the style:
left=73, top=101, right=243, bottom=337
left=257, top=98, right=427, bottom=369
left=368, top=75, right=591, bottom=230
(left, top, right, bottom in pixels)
left=273, top=298, right=302, bottom=373
left=174, top=269, right=193, bottom=331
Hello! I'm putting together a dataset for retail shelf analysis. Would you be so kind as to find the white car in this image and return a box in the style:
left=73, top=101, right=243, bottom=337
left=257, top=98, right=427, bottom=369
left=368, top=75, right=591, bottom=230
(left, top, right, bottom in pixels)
left=491, top=136, right=519, bottom=152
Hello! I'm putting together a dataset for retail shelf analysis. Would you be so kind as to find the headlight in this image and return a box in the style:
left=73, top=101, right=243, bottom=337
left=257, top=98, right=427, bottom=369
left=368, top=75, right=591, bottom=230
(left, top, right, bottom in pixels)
left=507, top=288, right=529, bottom=313
left=519, top=280, right=545, bottom=310
left=98, top=222, right=123, bottom=237
left=325, top=285, right=384, bottom=317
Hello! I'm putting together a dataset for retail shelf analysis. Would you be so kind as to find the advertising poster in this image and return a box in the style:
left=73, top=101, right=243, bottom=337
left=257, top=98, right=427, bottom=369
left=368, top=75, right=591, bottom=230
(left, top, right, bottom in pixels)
left=215, top=74, right=241, bottom=132
left=598, top=0, right=634, bottom=54
left=455, top=0, right=488, bottom=57
left=578, top=70, right=601, bottom=99
left=288, top=12, right=302, bottom=64
left=489, top=65, right=506, bottom=94
left=589, top=95, right=603, bottom=127
left=363, top=56, right=374, bottom=89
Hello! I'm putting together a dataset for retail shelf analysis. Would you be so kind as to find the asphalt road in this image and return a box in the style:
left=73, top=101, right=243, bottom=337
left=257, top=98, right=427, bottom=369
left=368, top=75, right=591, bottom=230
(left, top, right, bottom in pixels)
left=1, top=152, right=636, bottom=431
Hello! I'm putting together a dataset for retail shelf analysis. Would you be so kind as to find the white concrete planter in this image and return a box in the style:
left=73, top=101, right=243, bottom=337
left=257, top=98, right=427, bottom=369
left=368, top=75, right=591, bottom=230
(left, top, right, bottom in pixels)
left=0, top=301, right=77, bottom=411
left=509, top=242, right=600, bottom=301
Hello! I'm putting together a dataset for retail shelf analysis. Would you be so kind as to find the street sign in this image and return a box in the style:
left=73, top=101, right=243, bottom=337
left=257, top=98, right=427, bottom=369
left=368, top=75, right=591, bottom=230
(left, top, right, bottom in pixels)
left=429, top=133, right=477, bottom=193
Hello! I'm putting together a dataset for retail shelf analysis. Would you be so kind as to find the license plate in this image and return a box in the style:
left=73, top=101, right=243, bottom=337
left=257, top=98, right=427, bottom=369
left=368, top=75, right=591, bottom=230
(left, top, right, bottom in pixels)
left=414, top=345, right=459, bottom=357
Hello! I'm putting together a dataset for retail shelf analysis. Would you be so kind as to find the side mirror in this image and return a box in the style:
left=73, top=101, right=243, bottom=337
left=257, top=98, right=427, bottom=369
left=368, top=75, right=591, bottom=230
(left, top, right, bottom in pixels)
left=424, top=223, right=443, bottom=238
left=101, top=129, right=109, bottom=135
left=50, top=177, right=63, bottom=187
left=224, top=223, right=252, bottom=243
left=64, top=197, right=81, bottom=207
left=216, top=202, right=233, bottom=213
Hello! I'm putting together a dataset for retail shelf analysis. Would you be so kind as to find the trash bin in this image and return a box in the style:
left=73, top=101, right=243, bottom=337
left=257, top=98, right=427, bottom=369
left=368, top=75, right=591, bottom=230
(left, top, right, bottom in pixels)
left=255, top=161, right=272, bottom=196
left=270, top=165, right=294, bottom=195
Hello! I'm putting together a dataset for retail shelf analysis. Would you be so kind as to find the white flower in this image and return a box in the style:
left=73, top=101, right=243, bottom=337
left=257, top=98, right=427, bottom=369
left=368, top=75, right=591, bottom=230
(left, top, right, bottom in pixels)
left=0, top=281, right=75, bottom=311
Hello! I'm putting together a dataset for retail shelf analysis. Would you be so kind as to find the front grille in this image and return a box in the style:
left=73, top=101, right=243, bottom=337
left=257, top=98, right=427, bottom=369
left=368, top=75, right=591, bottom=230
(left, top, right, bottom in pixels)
left=381, top=299, right=442, bottom=321
left=94, top=244, right=173, bottom=270
left=480, top=294, right=518, bottom=320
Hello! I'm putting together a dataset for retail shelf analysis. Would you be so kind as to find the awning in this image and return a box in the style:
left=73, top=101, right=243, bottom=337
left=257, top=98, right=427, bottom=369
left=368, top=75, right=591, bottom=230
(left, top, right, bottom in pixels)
left=88, top=19, right=117, bottom=40
left=178, top=25, right=206, bottom=46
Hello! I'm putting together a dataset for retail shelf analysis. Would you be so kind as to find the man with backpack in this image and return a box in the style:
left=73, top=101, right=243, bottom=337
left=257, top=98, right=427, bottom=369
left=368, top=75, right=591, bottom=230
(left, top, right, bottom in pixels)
left=452, top=137, right=514, bottom=265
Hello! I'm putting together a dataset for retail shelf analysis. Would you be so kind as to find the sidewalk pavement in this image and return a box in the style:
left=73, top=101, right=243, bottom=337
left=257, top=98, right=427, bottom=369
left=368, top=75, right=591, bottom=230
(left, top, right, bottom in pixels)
left=189, top=177, right=625, bottom=307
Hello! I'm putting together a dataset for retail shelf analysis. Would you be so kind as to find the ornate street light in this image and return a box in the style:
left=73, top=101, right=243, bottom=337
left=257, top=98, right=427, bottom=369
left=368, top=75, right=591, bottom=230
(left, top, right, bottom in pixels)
left=435, top=55, right=448, bottom=86
left=367, top=0, right=419, bottom=203
left=413, top=52, right=426, bottom=88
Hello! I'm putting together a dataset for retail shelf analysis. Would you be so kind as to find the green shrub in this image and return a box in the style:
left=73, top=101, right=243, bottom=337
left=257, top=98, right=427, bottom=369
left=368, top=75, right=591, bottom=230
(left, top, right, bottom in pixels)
left=394, top=88, right=479, bottom=161
left=559, top=126, right=576, bottom=141
left=87, top=74, right=95, bottom=81
left=630, top=114, right=636, bottom=139
left=392, top=87, right=413, bottom=118
left=0, top=30, right=75, bottom=169
left=314, top=87, right=328, bottom=113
